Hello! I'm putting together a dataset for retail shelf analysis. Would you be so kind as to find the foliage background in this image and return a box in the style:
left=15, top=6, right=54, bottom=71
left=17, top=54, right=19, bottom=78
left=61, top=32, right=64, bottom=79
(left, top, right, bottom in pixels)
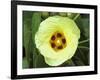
left=22, top=11, right=90, bottom=68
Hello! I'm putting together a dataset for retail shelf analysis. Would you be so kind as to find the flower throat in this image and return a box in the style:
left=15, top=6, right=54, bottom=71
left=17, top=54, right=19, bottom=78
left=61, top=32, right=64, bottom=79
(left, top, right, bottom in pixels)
left=50, top=31, right=67, bottom=52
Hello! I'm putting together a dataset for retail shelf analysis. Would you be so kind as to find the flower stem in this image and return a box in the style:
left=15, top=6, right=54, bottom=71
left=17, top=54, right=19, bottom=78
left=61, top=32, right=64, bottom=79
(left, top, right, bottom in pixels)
left=79, top=39, right=89, bottom=44
left=78, top=46, right=89, bottom=49
left=73, top=13, right=80, bottom=20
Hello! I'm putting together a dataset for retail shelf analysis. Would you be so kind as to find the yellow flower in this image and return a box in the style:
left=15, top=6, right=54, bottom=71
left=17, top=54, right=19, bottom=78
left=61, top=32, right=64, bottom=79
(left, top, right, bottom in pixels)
left=35, top=16, right=80, bottom=66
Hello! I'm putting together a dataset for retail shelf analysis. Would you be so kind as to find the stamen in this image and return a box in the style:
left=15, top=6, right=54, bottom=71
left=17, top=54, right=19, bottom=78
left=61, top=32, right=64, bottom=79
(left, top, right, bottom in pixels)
left=56, top=39, right=62, bottom=46
left=62, top=38, right=66, bottom=44
left=51, top=35, right=56, bottom=40
left=57, top=33, right=62, bottom=37
left=50, top=31, right=67, bottom=51
left=51, top=43, right=56, bottom=48
left=58, top=45, right=63, bottom=49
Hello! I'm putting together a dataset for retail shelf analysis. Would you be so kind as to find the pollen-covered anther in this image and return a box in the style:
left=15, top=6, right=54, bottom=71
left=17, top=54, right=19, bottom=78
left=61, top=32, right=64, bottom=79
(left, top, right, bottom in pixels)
left=50, top=31, right=67, bottom=51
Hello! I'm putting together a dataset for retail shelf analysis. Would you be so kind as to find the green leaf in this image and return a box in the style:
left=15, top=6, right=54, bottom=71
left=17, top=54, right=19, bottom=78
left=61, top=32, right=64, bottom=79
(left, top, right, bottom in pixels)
left=65, top=59, right=75, bottom=66
left=50, top=12, right=58, bottom=16
left=81, top=18, right=89, bottom=38
left=57, top=59, right=75, bottom=67
left=22, top=57, right=29, bottom=68
left=41, top=12, right=49, bottom=19
left=32, top=12, right=41, bottom=43
left=27, top=35, right=34, bottom=68
left=32, top=48, right=38, bottom=68
left=23, top=11, right=32, bottom=48
left=67, top=13, right=79, bottom=19
left=23, top=11, right=33, bottom=68
left=33, top=51, right=50, bottom=68
left=31, top=12, right=44, bottom=68
left=72, top=56, right=85, bottom=66
left=73, top=47, right=89, bottom=66
left=75, top=14, right=90, bottom=39
left=78, top=48, right=89, bottom=65
left=59, top=12, right=67, bottom=17
left=75, top=14, right=89, bottom=65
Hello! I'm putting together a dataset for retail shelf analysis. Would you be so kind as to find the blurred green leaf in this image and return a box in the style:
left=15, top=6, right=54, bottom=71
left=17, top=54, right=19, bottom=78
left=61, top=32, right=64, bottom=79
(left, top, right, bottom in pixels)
left=57, top=59, right=75, bottom=67
left=22, top=57, right=29, bottom=68
left=72, top=47, right=89, bottom=66
left=31, top=12, right=48, bottom=68
left=59, top=12, right=67, bottom=17
left=23, top=11, right=32, bottom=49
left=75, top=14, right=89, bottom=66
left=67, top=13, right=79, bottom=19
left=33, top=50, right=49, bottom=68
left=32, top=48, right=38, bottom=68
left=32, top=12, right=41, bottom=43
left=63, top=59, right=75, bottom=66
left=72, top=14, right=90, bottom=66
left=75, top=14, right=90, bottom=39
left=73, top=14, right=90, bottom=66
left=81, top=18, right=89, bottom=38
left=27, top=35, right=34, bottom=68
left=78, top=48, right=89, bottom=65
left=23, top=11, right=33, bottom=68
left=50, top=12, right=58, bottom=16
left=41, top=12, right=49, bottom=19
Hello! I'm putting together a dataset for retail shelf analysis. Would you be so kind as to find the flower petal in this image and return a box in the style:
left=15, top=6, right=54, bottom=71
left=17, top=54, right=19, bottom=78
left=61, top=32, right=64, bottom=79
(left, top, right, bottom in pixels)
left=35, top=16, right=80, bottom=66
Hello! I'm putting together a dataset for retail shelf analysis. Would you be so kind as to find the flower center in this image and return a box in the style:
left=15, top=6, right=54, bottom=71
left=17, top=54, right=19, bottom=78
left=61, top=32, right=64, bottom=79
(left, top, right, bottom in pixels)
left=50, top=31, right=67, bottom=52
